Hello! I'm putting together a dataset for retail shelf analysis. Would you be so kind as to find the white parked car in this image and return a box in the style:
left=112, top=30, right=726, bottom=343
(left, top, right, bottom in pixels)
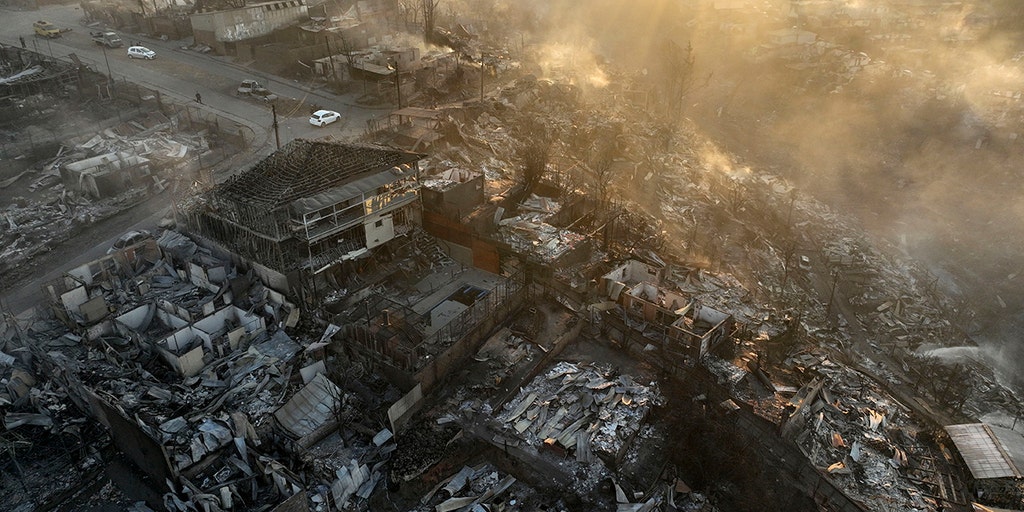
left=127, top=46, right=156, bottom=60
left=107, top=230, right=152, bottom=254
left=309, top=109, right=340, bottom=127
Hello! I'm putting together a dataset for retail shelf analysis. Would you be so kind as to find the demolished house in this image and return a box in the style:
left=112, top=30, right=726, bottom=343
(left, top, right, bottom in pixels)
left=34, top=230, right=302, bottom=499
left=496, top=195, right=591, bottom=266
left=22, top=228, right=409, bottom=511
left=601, top=259, right=735, bottom=359
left=60, top=152, right=151, bottom=199
left=175, top=138, right=533, bottom=408
left=494, top=361, right=663, bottom=468
left=421, top=167, right=485, bottom=216
left=179, top=140, right=424, bottom=300
left=367, top=107, right=448, bottom=152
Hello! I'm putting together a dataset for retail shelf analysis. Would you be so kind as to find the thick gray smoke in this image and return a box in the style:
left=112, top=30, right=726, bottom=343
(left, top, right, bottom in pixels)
left=450, top=0, right=1024, bottom=387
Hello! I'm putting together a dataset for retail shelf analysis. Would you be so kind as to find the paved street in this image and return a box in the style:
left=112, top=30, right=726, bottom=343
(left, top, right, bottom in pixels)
left=0, top=3, right=393, bottom=316
left=0, top=3, right=386, bottom=145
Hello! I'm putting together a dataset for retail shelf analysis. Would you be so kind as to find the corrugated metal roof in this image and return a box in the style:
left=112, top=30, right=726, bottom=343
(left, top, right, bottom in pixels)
left=217, top=140, right=422, bottom=209
left=272, top=373, right=341, bottom=439
left=946, top=424, right=1024, bottom=480
left=289, top=162, right=416, bottom=214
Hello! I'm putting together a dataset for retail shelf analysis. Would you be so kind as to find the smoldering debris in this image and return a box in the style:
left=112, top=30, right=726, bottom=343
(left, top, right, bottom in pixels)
left=0, top=113, right=211, bottom=287
left=496, top=362, right=663, bottom=462
left=0, top=229, right=411, bottom=511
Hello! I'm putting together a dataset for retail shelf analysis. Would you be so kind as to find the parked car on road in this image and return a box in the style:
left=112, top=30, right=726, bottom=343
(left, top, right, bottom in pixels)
left=237, top=79, right=278, bottom=102
left=107, top=230, right=152, bottom=254
left=127, top=46, right=156, bottom=60
left=309, top=109, right=340, bottom=127
left=90, top=31, right=123, bottom=48
left=237, top=79, right=265, bottom=95
left=33, top=20, right=61, bottom=38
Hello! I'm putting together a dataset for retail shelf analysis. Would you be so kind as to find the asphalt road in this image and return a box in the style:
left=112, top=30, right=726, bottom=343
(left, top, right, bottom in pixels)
left=1, top=5, right=382, bottom=142
left=0, top=3, right=391, bottom=316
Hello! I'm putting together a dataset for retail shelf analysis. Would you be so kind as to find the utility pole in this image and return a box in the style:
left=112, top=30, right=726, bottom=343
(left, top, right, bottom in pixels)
left=271, top=104, right=280, bottom=150
left=826, top=270, right=839, bottom=316
left=479, top=54, right=486, bottom=102
left=325, top=36, right=336, bottom=82
left=393, top=60, right=402, bottom=110
left=101, top=44, right=113, bottom=86
left=782, top=239, right=795, bottom=288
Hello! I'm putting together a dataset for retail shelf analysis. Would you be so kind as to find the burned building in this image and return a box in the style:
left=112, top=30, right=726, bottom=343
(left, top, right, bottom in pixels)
left=180, top=140, right=424, bottom=299
left=81, top=0, right=194, bottom=38
left=29, top=228, right=393, bottom=509
left=367, top=107, right=448, bottom=152
left=421, top=167, right=485, bottom=215
left=60, top=151, right=151, bottom=199
left=190, top=0, right=310, bottom=55
left=601, top=259, right=735, bottom=359
left=945, top=423, right=1024, bottom=509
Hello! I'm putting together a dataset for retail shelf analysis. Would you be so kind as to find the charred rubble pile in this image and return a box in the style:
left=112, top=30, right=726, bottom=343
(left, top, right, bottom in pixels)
left=707, top=349, right=964, bottom=511
left=493, top=361, right=664, bottom=466
left=384, top=54, right=1024, bottom=510
left=368, top=66, right=993, bottom=510
left=438, top=66, right=968, bottom=362
left=431, top=361, right=676, bottom=510
left=0, top=111, right=211, bottom=285
left=0, top=315, right=117, bottom=511
left=410, top=463, right=524, bottom=512
left=1, top=230, right=409, bottom=511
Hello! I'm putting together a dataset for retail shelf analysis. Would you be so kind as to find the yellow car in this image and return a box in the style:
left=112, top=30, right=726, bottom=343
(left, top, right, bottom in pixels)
left=33, top=20, right=60, bottom=38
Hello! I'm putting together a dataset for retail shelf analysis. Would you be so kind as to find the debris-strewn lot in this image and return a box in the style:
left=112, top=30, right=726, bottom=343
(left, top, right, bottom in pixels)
left=5, top=1, right=1024, bottom=511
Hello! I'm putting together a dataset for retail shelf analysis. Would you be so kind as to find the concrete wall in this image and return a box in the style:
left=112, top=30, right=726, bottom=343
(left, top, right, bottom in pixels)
left=191, top=1, right=308, bottom=43
left=363, top=212, right=394, bottom=249
left=158, top=325, right=211, bottom=377
left=387, top=383, right=422, bottom=432
left=413, top=280, right=530, bottom=393
left=193, top=305, right=265, bottom=340
left=422, top=210, right=501, bottom=273
left=434, top=175, right=486, bottom=215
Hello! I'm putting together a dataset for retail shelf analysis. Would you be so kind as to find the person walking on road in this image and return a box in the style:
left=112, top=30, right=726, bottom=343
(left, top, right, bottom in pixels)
left=19, top=36, right=26, bottom=49
left=195, top=92, right=203, bottom=104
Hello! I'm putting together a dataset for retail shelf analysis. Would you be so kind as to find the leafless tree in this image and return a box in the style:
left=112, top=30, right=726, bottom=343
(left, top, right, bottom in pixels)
left=551, top=161, right=583, bottom=204
left=422, top=0, right=440, bottom=46
left=517, top=138, right=550, bottom=196
left=327, top=360, right=366, bottom=430
left=398, top=1, right=420, bottom=32
left=590, top=141, right=616, bottom=207
left=661, top=39, right=696, bottom=118
left=337, top=33, right=357, bottom=69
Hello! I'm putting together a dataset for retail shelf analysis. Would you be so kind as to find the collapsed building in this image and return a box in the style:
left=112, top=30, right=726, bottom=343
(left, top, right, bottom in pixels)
left=6, top=102, right=1023, bottom=510
left=0, top=43, right=246, bottom=296
left=8, top=2, right=1024, bottom=511
left=179, top=137, right=530, bottom=412
left=600, top=259, right=734, bottom=360
left=21, top=229, right=416, bottom=511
